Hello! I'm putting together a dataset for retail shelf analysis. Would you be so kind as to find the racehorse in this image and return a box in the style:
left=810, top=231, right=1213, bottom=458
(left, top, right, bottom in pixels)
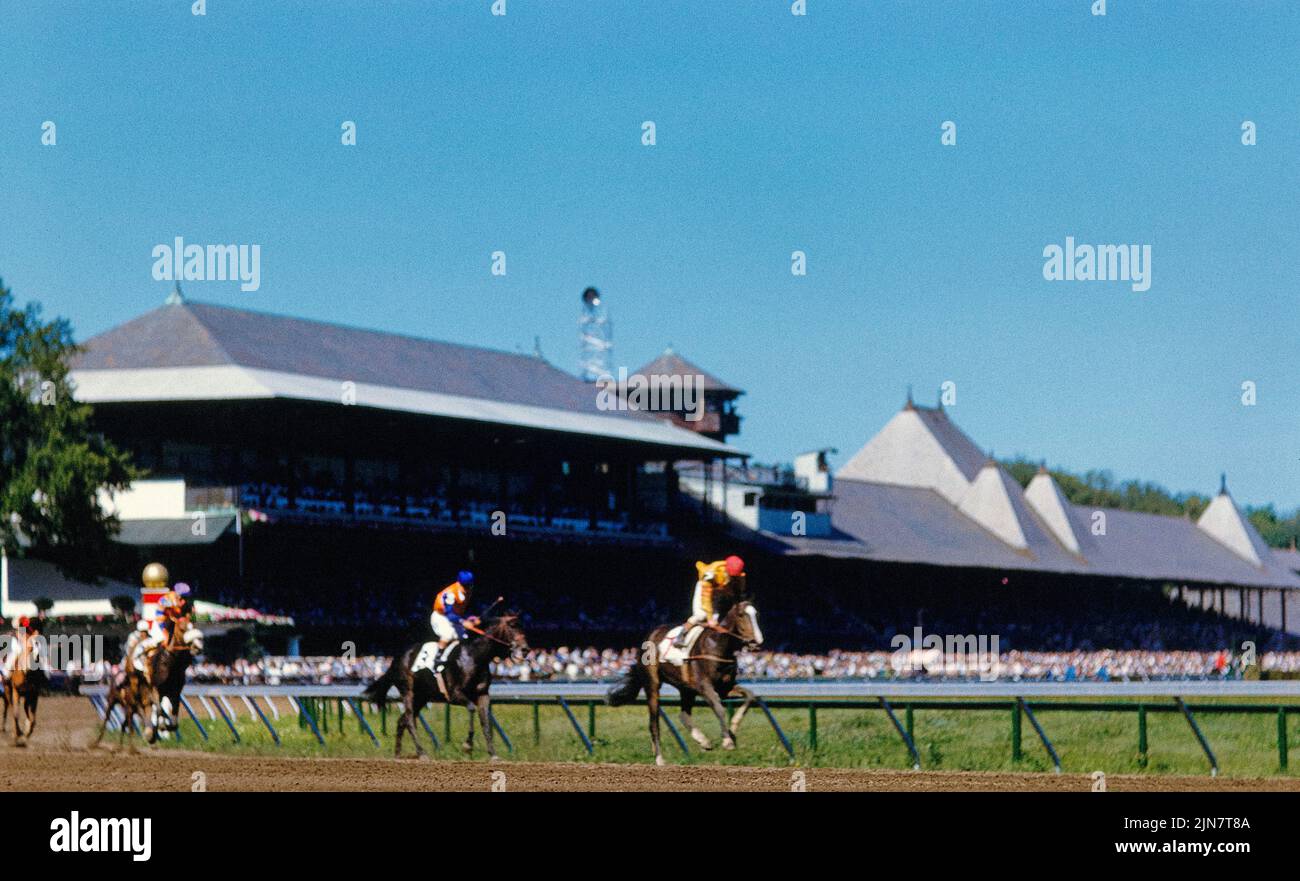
left=607, top=598, right=764, bottom=766
left=363, top=614, right=528, bottom=761
left=4, top=633, right=47, bottom=746
left=143, top=617, right=203, bottom=742
left=93, top=664, right=154, bottom=750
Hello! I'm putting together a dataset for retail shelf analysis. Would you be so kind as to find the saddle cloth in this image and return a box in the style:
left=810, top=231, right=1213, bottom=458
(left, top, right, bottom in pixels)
left=413, top=640, right=459, bottom=699
left=657, top=625, right=704, bottom=667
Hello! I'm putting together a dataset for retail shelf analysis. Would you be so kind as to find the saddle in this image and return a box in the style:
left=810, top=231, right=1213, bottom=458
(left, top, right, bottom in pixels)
left=657, top=625, right=705, bottom=668
left=413, top=640, right=460, bottom=700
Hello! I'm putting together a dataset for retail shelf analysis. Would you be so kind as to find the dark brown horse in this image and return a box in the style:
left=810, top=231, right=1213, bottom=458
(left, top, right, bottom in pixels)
left=363, top=614, right=528, bottom=761
left=607, top=598, right=764, bottom=765
left=4, top=633, right=47, bottom=746
left=144, top=617, right=202, bottom=742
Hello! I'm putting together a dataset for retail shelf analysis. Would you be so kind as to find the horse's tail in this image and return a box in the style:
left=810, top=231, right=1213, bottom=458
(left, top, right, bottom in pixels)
left=605, top=664, right=645, bottom=706
left=362, top=659, right=402, bottom=707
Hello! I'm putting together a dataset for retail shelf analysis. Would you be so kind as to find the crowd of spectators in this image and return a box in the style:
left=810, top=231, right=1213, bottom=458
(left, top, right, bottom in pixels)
left=180, top=647, right=1300, bottom=685
left=238, top=481, right=670, bottom=540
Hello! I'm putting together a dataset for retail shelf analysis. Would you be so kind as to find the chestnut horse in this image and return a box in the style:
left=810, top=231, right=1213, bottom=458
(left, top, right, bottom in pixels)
left=4, top=633, right=47, bottom=746
left=607, top=599, right=764, bottom=765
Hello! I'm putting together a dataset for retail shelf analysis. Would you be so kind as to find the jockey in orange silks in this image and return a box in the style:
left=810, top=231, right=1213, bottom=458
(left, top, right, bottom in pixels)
left=430, top=571, right=478, bottom=649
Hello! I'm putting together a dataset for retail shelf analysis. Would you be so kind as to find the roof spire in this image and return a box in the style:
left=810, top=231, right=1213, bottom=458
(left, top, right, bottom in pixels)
left=904, top=385, right=915, bottom=410
left=166, top=282, right=185, bottom=306
left=1219, top=472, right=1228, bottom=495
left=1036, top=458, right=1049, bottom=475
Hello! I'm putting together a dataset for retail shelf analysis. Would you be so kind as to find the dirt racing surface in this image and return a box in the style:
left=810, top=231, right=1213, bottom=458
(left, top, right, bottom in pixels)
left=4, top=697, right=1296, bottom=793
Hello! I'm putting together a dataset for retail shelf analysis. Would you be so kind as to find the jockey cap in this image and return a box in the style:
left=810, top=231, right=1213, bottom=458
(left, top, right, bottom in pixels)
left=458, top=570, right=475, bottom=587
left=724, top=555, right=745, bottom=577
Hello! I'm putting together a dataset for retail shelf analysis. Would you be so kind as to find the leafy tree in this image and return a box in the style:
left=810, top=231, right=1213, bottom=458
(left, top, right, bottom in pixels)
left=0, top=279, right=136, bottom=580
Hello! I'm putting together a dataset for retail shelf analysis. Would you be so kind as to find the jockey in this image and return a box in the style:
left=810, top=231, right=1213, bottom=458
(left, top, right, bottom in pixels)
left=1, top=616, right=30, bottom=678
left=123, top=617, right=150, bottom=677
left=134, top=583, right=191, bottom=677
left=674, top=555, right=745, bottom=648
left=430, top=571, right=479, bottom=653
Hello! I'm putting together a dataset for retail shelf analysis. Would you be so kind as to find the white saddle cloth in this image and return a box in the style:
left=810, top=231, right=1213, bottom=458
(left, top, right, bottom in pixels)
left=412, top=641, right=459, bottom=674
left=657, top=625, right=704, bottom=667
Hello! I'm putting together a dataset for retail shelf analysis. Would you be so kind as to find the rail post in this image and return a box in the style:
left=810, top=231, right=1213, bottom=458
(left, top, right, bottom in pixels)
left=347, top=699, right=380, bottom=748
left=416, top=709, right=442, bottom=750
left=878, top=696, right=920, bottom=770
left=1011, top=702, right=1022, bottom=762
left=1018, top=699, right=1061, bottom=774
left=532, top=701, right=541, bottom=745
left=1175, top=698, right=1218, bottom=776
left=249, top=695, right=281, bottom=747
left=905, top=704, right=914, bottom=742
left=658, top=707, right=691, bottom=756
left=808, top=703, right=817, bottom=751
left=753, top=695, right=796, bottom=760
left=444, top=703, right=451, bottom=742
left=180, top=701, right=208, bottom=743
left=488, top=710, right=513, bottom=753
left=211, top=692, right=241, bottom=743
left=1278, top=707, right=1288, bottom=771
left=297, top=695, right=326, bottom=746
left=1137, top=704, right=1148, bottom=768
left=556, top=697, right=594, bottom=754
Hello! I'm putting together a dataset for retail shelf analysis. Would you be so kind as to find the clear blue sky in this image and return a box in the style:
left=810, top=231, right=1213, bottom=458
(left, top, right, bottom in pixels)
left=2, top=2, right=1296, bottom=509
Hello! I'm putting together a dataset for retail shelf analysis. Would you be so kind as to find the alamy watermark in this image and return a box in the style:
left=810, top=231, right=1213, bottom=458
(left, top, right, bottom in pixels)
left=152, top=236, right=261, bottom=292
left=889, top=627, right=1001, bottom=681
left=0, top=630, right=106, bottom=681
left=595, top=368, right=705, bottom=422
left=1042, top=236, right=1150, bottom=292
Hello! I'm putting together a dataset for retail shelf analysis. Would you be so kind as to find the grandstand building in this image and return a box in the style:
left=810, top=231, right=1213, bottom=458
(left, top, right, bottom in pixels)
left=29, top=294, right=749, bottom=651
left=738, top=397, right=1300, bottom=644
left=8, top=293, right=1295, bottom=656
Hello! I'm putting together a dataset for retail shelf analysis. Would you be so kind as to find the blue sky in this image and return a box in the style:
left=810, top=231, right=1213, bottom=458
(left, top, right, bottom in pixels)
left=1, top=2, right=1296, bottom=508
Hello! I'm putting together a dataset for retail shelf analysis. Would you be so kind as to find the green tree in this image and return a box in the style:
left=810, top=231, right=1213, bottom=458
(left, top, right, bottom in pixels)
left=0, top=279, right=136, bottom=580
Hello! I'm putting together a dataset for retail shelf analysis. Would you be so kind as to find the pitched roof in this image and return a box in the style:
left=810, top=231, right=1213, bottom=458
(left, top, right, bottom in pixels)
left=633, top=348, right=743, bottom=394
left=71, top=301, right=740, bottom=456
left=836, top=404, right=985, bottom=505
left=762, top=405, right=1300, bottom=590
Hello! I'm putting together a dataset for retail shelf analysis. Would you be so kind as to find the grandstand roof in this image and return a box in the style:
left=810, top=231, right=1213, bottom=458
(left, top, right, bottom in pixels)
left=634, top=348, right=743, bottom=395
left=71, top=300, right=742, bottom=456
left=760, top=403, right=1300, bottom=590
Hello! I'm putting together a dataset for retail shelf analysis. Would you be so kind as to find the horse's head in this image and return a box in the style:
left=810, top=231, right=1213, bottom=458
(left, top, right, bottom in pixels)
left=486, top=613, right=528, bottom=657
left=182, top=625, right=204, bottom=653
left=726, top=600, right=764, bottom=649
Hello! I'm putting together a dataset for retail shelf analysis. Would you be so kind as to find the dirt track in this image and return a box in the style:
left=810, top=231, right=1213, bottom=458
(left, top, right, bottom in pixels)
left=4, top=697, right=1297, bottom=792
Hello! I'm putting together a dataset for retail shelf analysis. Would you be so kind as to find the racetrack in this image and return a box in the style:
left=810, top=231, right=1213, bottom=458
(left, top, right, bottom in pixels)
left=5, top=697, right=1298, bottom=792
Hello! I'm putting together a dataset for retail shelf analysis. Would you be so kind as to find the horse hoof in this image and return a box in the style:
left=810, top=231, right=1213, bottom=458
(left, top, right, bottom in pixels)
left=488, top=755, right=501, bottom=764
left=722, top=738, right=736, bottom=750
left=654, top=755, right=666, bottom=767
left=461, top=743, right=473, bottom=755
left=691, top=731, right=713, bottom=750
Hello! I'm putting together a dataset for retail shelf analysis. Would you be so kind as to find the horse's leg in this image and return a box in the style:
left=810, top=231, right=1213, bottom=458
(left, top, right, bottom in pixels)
left=94, top=692, right=116, bottom=747
left=476, top=695, right=497, bottom=762
left=462, top=701, right=476, bottom=755
left=679, top=690, right=712, bottom=750
left=698, top=682, right=735, bottom=749
left=645, top=666, right=665, bottom=766
left=408, top=693, right=429, bottom=759
left=394, top=689, right=413, bottom=758
left=25, top=694, right=37, bottom=739
left=728, top=685, right=755, bottom=734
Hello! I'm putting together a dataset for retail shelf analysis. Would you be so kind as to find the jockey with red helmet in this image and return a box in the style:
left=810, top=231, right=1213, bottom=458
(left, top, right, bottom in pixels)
left=1, top=616, right=30, bottom=678
left=674, top=555, right=745, bottom=648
